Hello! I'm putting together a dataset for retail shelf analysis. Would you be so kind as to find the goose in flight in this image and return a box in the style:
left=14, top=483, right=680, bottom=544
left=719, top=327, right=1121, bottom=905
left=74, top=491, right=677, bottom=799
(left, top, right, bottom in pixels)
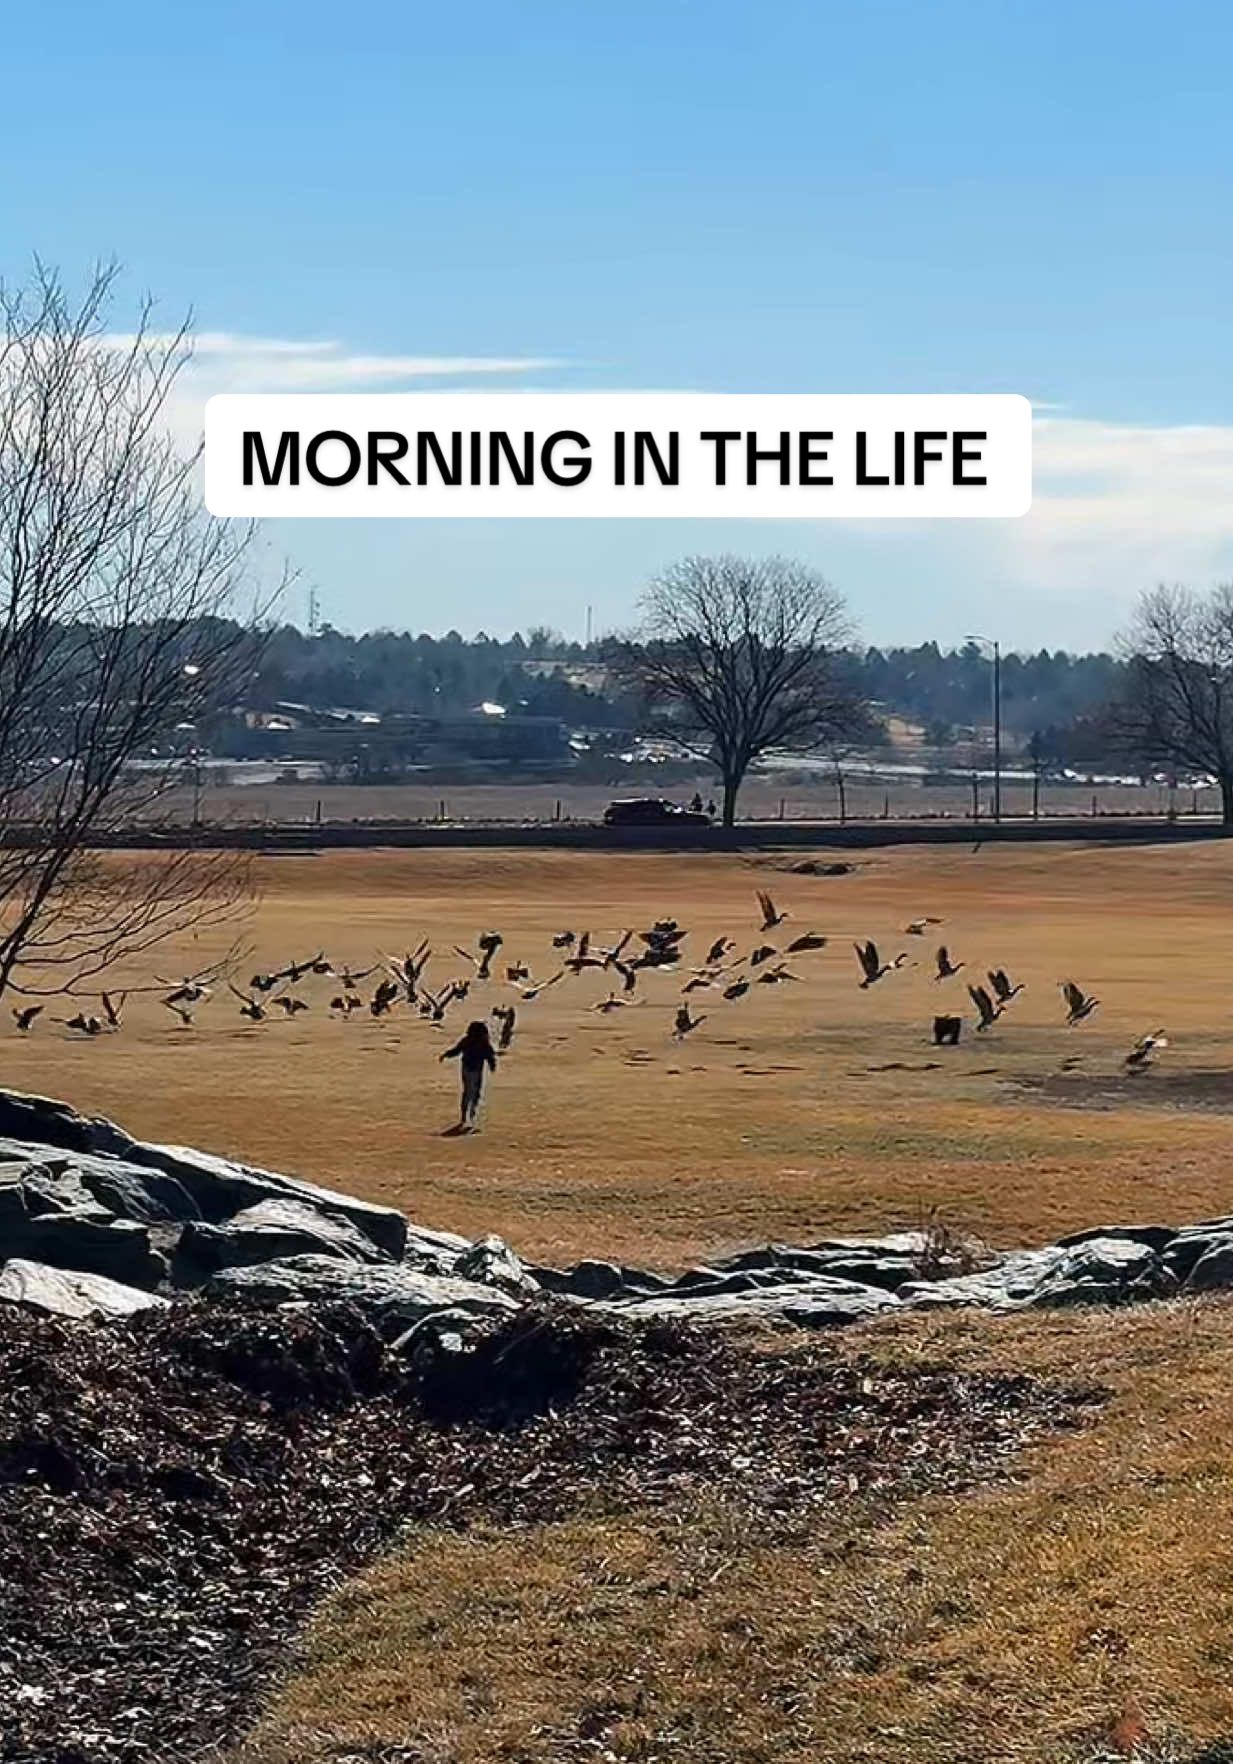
left=99, top=992, right=126, bottom=1030
left=639, top=921, right=686, bottom=955
left=756, top=890, right=787, bottom=931
left=1061, top=980, right=1099, bottom=1025
left=520, top=970, right=565, bottom=1001
left=749, top=944, right=777, bottom=968
left=249, top=970, right=281, bottom=994
left=967, top=983, right=1002, bottom=1031
left=279, top=952, right=326, bottom=985
left=723, top=975, right=751, bottom=1000
left=855, top=941, right=890, bottom=988
left=904, top=917, right=943, bottom=936
left=592, top=992, right=628, bottom=1014
left=274, top=995, right=309, bottom=1016
left=419, top=982, right=462, bottom=1023
left=1125, top=1029, right=1167, bottom=1070
left=65, top=1012, right=105, bottom=1036
left=329, top=993, right=363, bottom=1016
left=455, top=933, right=504, bottom=980
left=932, top=1013, right=962, bottom=1046
left=786, top=931, right=827, bottom=953
left=988, top=968, right=1024, bottom=1005
left=505, top=961, right=531, bottom=983
left=551, top=930, right=578, bottom=949
left=674, top=1003, right=706, bottom=1037
left=610, top=958, right=639, bottom=995
left=757, top=963, right=801, bottom=985
left=12, top=1004, right=42, bottom=1033
left=491, top=1003, right=517, bottom=1049
left=632, top=945, right=682, bottom=971
left=163, top=978, right=211, bottom=1008
left=339, top=964, right=378, bottom=990
left=565, top=947, right=606, bottom=975
left=229, top=983, right=266, bottom=1022
left=934, top=946, right=964, bottom=981
left=369, top=976, right=401, bottom=1017
left=706, top=936, right=734, bottom=965
left=164, top=1000, right=195, bottom=1027
left=681, top=968, right=724, bottom=994
left=382, top=942, right=431, bottom=1003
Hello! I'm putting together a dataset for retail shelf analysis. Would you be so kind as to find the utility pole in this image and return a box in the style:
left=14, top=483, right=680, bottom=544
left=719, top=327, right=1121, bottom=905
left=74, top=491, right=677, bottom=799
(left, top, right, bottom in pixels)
left=966, top=633, right=1002, bottom=823
left=992, top=639, right=1002, bottom=823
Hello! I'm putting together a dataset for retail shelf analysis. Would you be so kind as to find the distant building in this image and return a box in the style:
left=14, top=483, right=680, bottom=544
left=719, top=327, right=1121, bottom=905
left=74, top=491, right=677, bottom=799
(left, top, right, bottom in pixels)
left=212, top=702, right=571, bottom=775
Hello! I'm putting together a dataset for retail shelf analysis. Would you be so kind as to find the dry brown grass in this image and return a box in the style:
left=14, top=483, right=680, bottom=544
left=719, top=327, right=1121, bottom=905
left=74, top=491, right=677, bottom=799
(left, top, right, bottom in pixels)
left=246, top=1299, right=1233, bottom=1764
left=11, top=837, right=1233, bottom=1268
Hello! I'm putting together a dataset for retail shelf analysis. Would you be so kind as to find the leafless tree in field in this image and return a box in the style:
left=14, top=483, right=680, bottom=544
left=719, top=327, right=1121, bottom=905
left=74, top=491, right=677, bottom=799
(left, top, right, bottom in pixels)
left=0, top=261, right=277, bottom=999
left=1115, top=585, right=1233, bottom=823
left=607, top=554, right=866, bottom=825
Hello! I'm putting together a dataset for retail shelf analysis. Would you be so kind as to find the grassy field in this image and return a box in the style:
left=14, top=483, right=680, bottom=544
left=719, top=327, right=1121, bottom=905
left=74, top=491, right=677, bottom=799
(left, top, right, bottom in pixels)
left=17, top=836, right=1233, bottom=1763
left=15, top=837, right=1233, bottom=1268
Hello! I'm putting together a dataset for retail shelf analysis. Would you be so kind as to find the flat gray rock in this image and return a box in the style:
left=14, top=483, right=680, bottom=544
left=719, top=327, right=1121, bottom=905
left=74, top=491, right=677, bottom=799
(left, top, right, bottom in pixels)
left=709, top=1241, right=958, bottom=1289
left=1163, top=1225, right=1233, bottom=1283
left=533, top=1258, right=672, bottom=1299
left=0, top=1165, right=166, bottom=1288
left=0, top=1258, right=169, bottom=1320
left=0, top=1090, right=408, bottom=1257
left=206, top=1253, right=518, bottom=1336
left=1183, top=1239, right=1233, bottom=1292
left=899, top=1237, right=1162, bottom=1311
left=401, top=1222, right=473, bottom=1269
left=1056, top=1224, right=1177, bottom=1253
left=601, top=1275, right=900, bottom=1327
left=179, top=1197, right=393, bottom=1275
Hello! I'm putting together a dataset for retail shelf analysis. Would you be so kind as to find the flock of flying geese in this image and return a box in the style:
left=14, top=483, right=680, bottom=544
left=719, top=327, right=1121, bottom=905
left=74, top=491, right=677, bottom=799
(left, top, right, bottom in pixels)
left=5, top=885, right=1168, bottom=1072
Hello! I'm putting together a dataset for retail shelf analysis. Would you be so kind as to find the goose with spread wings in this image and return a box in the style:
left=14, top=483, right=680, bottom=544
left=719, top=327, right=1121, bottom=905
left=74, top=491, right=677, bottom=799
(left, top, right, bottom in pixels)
left=1061, top=980, right=1099, bottom=1025
left=756, top=890, right=787, bottom=931
left=934, top=946, right=964, bottom=981
left=1125, top=1028, right=1167, bottom=1069
left=988, top=968, right=1024, bottom=1005
left=967, top=983, right=1002, bottom=1031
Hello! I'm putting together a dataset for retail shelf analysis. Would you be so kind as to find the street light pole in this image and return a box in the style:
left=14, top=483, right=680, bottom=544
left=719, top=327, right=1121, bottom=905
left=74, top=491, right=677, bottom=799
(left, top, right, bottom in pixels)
left=966, top=634, right=1002, bottom=823
left=992, top=639, right=1002, bottom=823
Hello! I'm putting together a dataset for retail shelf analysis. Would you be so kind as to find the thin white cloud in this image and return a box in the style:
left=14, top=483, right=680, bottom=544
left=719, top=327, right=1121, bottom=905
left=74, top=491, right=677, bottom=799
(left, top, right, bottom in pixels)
left=107, top=330, right=562, bottom=391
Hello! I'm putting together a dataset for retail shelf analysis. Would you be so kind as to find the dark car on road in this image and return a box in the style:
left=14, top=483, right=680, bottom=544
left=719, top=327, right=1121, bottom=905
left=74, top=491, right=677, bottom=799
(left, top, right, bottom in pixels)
left=602, top=797, right=711, bottom=827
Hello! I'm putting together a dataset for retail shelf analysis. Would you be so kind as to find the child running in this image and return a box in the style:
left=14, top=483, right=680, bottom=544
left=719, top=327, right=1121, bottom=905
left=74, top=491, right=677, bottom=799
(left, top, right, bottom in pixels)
left=440, top=1018, right=498, bottom=1132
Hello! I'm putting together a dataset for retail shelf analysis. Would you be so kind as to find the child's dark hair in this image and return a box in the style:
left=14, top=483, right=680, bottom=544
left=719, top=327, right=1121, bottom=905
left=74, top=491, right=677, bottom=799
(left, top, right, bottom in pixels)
left=464, top=1019, right=492, bottom=1041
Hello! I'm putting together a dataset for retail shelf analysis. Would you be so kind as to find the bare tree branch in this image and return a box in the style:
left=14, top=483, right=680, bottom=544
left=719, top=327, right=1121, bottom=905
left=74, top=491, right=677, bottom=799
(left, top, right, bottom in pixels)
left=0, top=262, right=282, bottom=996
left=605, top=554, right=866, bottom=825
left=1113, top=584, right=1233, bottom=822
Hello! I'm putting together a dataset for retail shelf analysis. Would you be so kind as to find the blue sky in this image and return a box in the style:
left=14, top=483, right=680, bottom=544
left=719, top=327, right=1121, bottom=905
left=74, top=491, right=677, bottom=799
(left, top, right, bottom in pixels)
left=6, top=0, right=1233, bottom=649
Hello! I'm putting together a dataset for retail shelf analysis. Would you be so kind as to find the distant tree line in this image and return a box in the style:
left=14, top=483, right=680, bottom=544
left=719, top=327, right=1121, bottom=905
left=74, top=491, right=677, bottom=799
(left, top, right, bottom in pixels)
left=252, top=621, right=1128, bottom=744
left=252, top=624, right=633, bottom=727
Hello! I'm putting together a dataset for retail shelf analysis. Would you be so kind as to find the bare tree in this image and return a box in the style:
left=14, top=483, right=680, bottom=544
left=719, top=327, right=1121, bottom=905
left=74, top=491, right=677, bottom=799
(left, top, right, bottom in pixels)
left=607, top=554, right=865, bottom=825
left=1115, top=585, right=1233, bottom=823
left=0, top=262, right=275, bottom=999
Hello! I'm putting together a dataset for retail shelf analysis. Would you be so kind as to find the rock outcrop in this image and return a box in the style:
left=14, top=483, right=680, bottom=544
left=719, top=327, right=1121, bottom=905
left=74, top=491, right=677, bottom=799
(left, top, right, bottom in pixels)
left=0, top=1087, right=1230, bottom=1332
left=0, top=1257, right=169, bottom=1320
